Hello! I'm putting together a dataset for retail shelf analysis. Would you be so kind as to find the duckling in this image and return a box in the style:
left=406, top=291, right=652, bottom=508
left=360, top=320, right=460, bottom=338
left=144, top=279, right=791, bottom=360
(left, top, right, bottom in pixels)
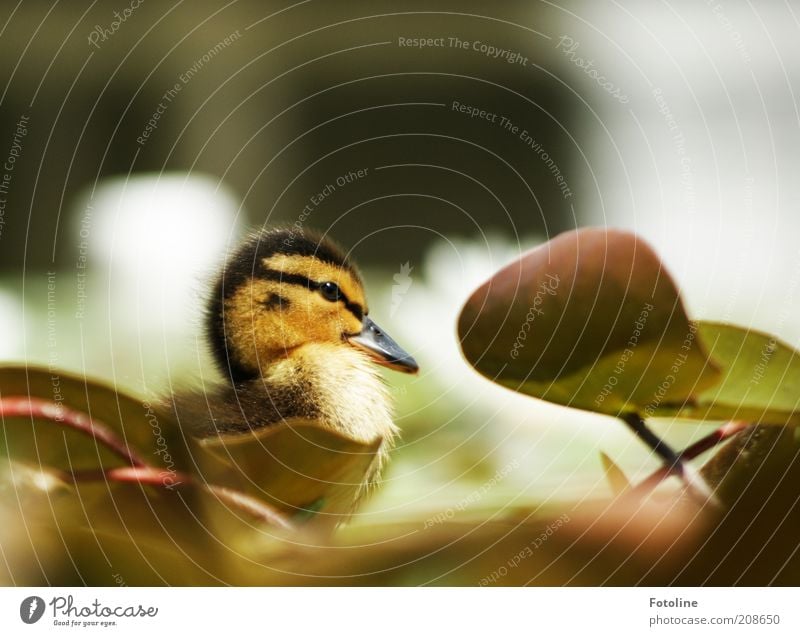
left=164, top=227, right=418, bottom=478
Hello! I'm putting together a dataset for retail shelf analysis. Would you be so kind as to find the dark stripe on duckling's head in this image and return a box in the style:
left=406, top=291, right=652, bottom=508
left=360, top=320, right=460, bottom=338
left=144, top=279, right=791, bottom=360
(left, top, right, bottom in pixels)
left=259, top=268, right=364, bottom=321
left=262, top=292, right=290, bottom=310
left=233, top=228, right=359, bottom=288
left=207, top=228, right=363, bottom=384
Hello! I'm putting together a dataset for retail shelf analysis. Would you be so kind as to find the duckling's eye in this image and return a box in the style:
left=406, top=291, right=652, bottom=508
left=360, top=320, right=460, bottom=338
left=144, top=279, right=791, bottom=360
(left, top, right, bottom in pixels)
left=319, top=281, right=342, bottom=302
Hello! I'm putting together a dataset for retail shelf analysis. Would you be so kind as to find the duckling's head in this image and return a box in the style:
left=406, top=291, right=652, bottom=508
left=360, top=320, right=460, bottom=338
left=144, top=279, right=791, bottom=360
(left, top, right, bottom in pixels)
left=208, top=228, right=418, bottom=383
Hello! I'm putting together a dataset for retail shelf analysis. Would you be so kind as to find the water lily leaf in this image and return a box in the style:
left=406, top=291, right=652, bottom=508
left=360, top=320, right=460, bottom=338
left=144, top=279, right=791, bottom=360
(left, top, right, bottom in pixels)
left=193, top=419, right=383, bottom=525
left=0, top=457, right=292, bottom=584
left=458, top=228, right=721, bottom=415
left=0, top=365, right=182, bottom=471
left=655, top=322, right=800, bottom=425
left=0, top=364, right=381, bottom=536
left=0, top=458, right=223, bottom=582
left=599, top=452, right=631, bottom=495
left=237, top=498, right=703, bottom=586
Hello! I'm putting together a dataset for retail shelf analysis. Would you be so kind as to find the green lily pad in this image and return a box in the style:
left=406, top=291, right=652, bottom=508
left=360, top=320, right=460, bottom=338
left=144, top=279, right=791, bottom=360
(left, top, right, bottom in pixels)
left=193, top=420, right=383, bottom=526
left=0, top=458, right=233, bottom=584
left=457, top=228, right=721, bottom=415
left=654, top=322, right=800, bottom=425
left=0, top=365, right=381, bottom=537
left=0, top=365, right=183, bottom=471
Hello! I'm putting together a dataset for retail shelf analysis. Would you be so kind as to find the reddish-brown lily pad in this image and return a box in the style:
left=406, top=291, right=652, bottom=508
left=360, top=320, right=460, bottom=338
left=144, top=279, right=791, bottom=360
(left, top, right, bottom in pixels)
left=458, top=228, right=722, bottom=415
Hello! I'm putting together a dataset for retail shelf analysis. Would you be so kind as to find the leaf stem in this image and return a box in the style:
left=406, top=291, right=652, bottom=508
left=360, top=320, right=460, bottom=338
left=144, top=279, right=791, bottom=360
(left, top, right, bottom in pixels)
left=69, top=466, right=295, bottom=531
left=620, top=412, right=719, bottom=507
left=1, top=396, right=295, bottom=530
left=0, top=396, right=147, bottom=468
left=631, top=421, right=748, bottom=495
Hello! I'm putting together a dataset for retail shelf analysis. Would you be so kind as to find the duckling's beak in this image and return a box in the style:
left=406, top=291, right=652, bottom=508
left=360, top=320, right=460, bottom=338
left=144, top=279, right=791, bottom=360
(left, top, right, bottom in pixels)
left=347, top=317, right=419, bottom=374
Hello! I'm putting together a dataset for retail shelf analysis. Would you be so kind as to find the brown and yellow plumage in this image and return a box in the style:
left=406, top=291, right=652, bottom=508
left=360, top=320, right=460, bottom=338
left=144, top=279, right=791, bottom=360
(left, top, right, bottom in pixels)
left=163, top=227, right=417, bottom=484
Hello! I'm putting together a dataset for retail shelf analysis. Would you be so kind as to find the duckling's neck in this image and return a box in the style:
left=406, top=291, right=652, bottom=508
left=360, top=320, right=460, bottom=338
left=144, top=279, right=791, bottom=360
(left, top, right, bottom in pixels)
left=239, top=343, right=396, bottom=445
